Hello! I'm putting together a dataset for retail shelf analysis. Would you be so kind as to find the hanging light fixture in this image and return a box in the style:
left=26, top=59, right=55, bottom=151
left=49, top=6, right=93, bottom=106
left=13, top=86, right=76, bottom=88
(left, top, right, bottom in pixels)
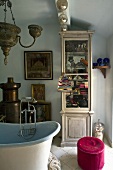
left=56, top=0, right=68, bottom=12
left=61, top=24, right=67, bottom=31
left=0, top=0, right=43, bottom=65
left=59, top=13, right=68, bottom=24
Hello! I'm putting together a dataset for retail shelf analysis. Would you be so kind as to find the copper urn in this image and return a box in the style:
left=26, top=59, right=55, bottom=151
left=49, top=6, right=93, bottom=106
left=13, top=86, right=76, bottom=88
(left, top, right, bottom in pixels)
left=0, top=77, right=21, bottom=123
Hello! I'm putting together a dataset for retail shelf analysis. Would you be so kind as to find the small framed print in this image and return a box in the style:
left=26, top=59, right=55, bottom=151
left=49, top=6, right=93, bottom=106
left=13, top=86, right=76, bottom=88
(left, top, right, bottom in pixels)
left=20, top=101, right=51, bottom=123
left=24, top=51, right=53, bottom=80
left=31, top=84, right=45, bottom=101
left=65, top=55, right=87, bottom=73
left=36, top=101, right=51, bottom=122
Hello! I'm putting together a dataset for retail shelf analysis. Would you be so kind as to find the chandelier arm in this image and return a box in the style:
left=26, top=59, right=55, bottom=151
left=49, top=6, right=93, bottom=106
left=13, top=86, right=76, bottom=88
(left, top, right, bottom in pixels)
left=17, top=36, right=36, bottom=48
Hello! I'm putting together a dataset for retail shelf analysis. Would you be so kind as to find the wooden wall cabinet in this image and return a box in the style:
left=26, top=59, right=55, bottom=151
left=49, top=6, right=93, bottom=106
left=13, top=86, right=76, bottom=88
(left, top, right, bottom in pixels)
left=59, top=31, right=94, bottom=146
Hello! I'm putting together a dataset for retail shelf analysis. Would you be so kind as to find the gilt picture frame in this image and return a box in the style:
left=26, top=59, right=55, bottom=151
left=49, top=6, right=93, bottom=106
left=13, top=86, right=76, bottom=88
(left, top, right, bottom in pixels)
left=24, top=51, right=53, bottom=80
left=31, top=84, right=45, bottom=101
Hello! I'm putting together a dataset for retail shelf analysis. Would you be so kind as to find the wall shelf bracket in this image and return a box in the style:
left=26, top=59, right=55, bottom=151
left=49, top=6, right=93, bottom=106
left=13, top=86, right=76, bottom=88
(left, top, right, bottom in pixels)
left=93, top=66, right=110, bottom=78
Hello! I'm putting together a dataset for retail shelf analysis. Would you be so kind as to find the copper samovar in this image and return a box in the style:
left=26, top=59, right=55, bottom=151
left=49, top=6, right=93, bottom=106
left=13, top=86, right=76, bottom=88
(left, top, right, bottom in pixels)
left=0, top=77, right=21, bottom=123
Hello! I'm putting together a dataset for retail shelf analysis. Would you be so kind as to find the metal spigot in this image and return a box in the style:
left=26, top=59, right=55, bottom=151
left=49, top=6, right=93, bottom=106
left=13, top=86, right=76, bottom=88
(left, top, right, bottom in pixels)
left=18, top=97, right=37, bottom=140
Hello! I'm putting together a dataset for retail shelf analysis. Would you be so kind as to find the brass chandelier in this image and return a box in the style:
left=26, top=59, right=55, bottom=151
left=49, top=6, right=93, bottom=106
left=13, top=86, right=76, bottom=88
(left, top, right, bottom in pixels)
left=0, top=0, right=43, bottom=65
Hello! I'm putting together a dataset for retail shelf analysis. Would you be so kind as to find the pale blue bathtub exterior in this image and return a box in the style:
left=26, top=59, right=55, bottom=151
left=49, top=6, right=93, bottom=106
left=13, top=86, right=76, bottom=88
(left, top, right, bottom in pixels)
left=0, top=121, right=60, bottom=170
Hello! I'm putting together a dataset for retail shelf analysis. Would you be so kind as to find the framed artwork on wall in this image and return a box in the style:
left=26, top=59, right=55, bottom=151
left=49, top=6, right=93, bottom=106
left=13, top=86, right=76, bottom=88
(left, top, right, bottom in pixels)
left=31, top=84, right=45, bottom=101
left=24, top=51, right=53, bottom=80
left=20, top=101, right=51, bottom=123
left=36, top=101, right=51, bottom=122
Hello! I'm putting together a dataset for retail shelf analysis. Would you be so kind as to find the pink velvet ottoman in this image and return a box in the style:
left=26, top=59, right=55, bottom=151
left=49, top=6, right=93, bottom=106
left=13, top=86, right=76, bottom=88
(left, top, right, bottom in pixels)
left=77, top=136, right=105, bottom=170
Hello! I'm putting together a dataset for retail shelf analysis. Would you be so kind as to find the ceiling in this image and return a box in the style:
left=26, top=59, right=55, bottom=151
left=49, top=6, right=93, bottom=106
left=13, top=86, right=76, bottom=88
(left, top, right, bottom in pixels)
left=0, top=0, right=113, bottom=38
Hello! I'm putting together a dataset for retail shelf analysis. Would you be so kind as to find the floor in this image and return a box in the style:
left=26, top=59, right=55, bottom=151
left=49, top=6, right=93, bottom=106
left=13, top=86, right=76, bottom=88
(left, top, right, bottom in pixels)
left=51, top=134, right=113, bottom=170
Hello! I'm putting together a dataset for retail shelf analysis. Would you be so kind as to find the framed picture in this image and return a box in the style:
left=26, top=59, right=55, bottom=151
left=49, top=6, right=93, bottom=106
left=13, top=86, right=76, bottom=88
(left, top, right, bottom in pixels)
left=65, top=55, right=87, bottom=73
left=36, top=101, right=51, bottom=122
left=24, top=51, right=53, bottom=80
left=31, top=84, right=45, bottom=101
left=20, top=101, right=51, bottom=123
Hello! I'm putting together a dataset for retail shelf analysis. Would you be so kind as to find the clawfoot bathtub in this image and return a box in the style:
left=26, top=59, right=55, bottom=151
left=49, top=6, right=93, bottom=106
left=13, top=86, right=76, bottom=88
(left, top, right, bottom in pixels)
left=0, top=121, right=60, bottom=170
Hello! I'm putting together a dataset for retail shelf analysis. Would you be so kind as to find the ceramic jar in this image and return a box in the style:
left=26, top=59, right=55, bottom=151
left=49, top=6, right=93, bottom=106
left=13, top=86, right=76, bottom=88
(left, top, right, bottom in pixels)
left=94, top=119, right=104, bottom=141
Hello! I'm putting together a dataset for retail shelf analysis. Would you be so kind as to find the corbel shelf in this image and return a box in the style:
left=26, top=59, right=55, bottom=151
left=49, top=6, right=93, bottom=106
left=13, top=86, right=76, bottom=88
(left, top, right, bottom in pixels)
left=93, top=66, right=110, bottom=78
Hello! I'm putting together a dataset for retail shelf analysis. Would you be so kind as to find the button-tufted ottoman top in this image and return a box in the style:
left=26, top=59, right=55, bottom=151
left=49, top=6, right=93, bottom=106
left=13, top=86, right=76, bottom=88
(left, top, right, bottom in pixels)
left=77, top=136, right=104, bottom=154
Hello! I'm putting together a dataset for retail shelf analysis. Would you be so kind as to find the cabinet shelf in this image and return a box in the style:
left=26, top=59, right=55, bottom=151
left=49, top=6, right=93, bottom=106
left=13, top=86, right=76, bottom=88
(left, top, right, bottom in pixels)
left=93, top=66, right=110, bottom=78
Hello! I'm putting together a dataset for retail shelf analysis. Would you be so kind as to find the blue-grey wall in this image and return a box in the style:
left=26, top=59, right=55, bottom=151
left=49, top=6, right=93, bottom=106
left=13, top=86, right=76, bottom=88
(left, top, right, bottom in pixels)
left=0, top=23, right=112, bottom=143
left=105, top=35, right=113, bottom=146
left=0, top=23, right=62, bottom=123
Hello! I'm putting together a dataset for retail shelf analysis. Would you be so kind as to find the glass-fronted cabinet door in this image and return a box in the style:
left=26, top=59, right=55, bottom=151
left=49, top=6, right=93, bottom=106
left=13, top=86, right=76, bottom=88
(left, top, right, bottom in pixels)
left=60, top=31, right=94, bottom=112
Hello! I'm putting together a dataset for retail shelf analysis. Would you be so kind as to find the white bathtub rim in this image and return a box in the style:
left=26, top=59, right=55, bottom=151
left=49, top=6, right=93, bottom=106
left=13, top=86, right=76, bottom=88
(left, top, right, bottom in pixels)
left=0, top=121, right=61, bottom=148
